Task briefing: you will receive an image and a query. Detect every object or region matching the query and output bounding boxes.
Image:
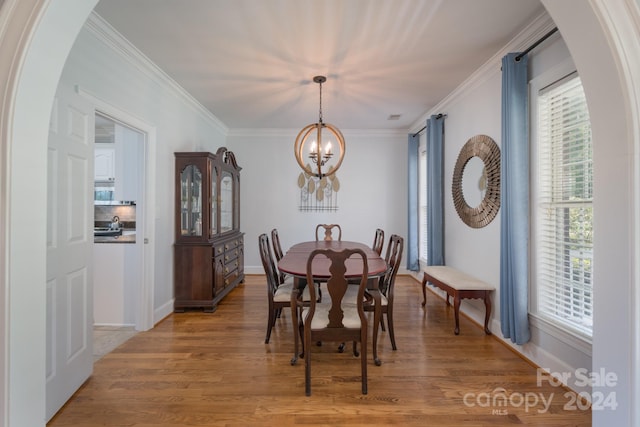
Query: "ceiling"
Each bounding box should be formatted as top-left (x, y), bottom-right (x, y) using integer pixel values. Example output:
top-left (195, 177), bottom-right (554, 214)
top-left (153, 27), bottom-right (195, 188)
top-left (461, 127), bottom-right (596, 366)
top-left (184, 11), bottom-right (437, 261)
top-left (95, 113), bottom-right (115, 144)
top-left (93, 0), bottom-right (544, 131)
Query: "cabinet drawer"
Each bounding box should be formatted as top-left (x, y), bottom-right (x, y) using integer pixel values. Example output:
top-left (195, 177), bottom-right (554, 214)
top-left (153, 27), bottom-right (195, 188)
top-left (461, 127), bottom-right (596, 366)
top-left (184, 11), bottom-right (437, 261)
top-left (214, 244), bottom-right (225, 256)
top-left (224, 248), bottom-right (239, 262)
top-left (224, 270), bottom-right (240, 287)
top-left (224, 238), bottom-right (241, 251)
top-left (223, 259), bottom-right (239, 275)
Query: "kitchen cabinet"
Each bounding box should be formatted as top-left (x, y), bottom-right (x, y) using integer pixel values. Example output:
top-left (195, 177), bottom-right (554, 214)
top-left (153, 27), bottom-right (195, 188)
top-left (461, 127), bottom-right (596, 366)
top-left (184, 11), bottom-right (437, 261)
top-left (95, 145), bottom-right (115, 182)
top-left (173, 148), bottom-right (244, 312)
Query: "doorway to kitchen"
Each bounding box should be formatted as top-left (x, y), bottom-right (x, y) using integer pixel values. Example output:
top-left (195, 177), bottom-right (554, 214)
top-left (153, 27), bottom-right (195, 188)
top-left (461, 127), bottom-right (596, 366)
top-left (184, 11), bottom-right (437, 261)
top-left (93, 113), bottom-right (144, 335)
top-left (84, 91), bottom-right (156, 335)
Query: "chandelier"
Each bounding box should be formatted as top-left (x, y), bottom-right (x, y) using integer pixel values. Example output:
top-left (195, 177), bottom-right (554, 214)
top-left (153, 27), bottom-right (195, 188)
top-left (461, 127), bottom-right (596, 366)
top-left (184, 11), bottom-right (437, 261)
top-left (294, 75), bottom-right (345, 179)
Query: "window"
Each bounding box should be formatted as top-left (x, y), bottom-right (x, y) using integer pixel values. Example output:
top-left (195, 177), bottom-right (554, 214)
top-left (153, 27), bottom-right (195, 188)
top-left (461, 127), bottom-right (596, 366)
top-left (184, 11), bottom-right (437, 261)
top-left (534, 73), bottom-right (593, 337)
top-left (418, 133), bottom-right (428, 262)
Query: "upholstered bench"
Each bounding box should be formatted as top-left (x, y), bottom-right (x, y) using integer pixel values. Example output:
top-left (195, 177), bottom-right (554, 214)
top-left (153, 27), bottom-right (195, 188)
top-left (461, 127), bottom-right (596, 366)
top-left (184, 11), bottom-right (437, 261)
top-left (421, 266), bottom-right (494, 335)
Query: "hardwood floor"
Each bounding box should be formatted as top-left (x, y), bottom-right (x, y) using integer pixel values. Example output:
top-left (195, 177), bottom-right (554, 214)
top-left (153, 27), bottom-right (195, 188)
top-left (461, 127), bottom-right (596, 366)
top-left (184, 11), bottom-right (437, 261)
top-left (48, 275), bottom-right (591, 426)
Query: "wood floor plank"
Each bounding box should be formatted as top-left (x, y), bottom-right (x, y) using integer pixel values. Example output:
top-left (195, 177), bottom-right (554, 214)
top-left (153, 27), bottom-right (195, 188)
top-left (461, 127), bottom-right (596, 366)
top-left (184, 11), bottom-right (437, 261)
top-left (47, 275), bottom-right (591, 426)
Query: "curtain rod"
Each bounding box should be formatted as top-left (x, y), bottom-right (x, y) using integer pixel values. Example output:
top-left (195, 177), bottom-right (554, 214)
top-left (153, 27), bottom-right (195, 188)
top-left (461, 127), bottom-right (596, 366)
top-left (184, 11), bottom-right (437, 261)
top-left (515, 27), bottom-right (558, 61)
top-left (412, 125), bottom-right (426, 137)
top-left (411, 113), bottom-right (445, 137)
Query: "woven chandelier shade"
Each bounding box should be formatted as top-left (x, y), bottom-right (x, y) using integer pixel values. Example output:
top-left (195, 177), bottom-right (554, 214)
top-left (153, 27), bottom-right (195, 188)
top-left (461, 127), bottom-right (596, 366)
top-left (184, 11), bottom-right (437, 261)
top-left (293, 76), bottom-right (345, 179)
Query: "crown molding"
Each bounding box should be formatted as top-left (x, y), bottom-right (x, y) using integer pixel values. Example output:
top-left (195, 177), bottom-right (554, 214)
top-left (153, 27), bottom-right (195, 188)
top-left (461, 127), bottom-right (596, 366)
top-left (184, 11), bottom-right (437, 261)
top-left (227, 127), bottom-right (407, 139)
top-left (84, 12), bottom-right (228, 136)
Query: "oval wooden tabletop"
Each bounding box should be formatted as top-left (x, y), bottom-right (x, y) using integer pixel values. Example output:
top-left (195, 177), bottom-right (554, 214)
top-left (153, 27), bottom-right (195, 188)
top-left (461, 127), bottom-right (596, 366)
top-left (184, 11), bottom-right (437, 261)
top-left (277, 240), bottom-right (388, 279)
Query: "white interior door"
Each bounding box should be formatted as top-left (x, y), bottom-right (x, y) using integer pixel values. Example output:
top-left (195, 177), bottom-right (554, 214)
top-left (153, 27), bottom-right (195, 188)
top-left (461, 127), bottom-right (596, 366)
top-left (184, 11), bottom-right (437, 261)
top-left (46, 84), bottom-right (95, 420)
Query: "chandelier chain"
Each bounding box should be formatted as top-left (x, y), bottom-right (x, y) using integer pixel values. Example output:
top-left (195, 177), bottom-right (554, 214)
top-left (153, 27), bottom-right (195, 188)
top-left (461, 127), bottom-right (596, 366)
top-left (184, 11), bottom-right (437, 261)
top-left (318, 80), bottom-right (323, 124)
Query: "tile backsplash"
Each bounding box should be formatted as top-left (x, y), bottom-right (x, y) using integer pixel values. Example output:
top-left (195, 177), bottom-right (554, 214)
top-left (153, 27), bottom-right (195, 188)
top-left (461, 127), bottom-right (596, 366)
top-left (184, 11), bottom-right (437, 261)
top-left (94, 205), bottom-right (136, 228)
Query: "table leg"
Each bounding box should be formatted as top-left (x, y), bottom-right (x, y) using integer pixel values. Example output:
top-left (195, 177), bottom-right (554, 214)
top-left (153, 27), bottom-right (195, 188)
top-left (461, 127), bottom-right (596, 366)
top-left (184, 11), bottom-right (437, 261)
top-left (373, 295), bottom-right (382, 366)
top-left (290, 278), bottom-right (300, 366)
top-left (369, 287), bottom-right (382, 366)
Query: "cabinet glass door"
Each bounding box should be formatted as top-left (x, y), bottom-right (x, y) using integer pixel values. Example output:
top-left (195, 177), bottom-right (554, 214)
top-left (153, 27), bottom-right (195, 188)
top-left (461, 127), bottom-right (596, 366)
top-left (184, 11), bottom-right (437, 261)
top-left (234, 174), bottom-right (240, 229)
top-left (220, 171), bottom-right (233, 233)
top-left (210, 166), bottom-right (218, 236)
top-left (180, 164), bottom-right (203, 236)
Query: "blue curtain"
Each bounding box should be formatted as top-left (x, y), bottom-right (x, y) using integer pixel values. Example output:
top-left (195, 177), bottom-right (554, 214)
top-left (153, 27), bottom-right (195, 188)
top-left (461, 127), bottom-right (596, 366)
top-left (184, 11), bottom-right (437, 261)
top-left (407, 133), bottom-right (420, 271)
top-left (427, 115), bottom-right (445, 266)
top-left (500, 52), bottom-right (531, 345)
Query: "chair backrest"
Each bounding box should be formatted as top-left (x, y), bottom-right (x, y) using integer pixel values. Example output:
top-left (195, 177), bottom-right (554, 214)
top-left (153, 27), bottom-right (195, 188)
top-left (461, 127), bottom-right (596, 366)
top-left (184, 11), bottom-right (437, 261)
top-left (372, 228), bottom-right (384, 255)
top-left (270, 228), bottom-right (287, 283)
top-left (305, 248), bottom-right (368, 328)
top-left (258, 233), bottom-right (280, 297)
top-left (315, 224), bottom-right (342, 241)
top-left (271, 228), bottom-right (284, 262)
top-left (380, 234), bottom-right (404, 296)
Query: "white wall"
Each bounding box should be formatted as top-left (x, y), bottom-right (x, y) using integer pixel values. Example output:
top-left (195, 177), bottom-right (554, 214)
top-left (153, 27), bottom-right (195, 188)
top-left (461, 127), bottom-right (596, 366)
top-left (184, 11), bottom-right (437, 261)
top-left (228, 129), bottom-right (407, 271)
top-left (440, 64), bottom-right (502, 293)
top-left (58, 14), bottom-right (229, 321)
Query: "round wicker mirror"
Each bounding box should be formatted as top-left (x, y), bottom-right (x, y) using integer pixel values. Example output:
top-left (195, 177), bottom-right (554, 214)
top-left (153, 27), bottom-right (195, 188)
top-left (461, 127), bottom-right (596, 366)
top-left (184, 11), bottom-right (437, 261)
top-left (451, 134), bottom-right (501, 228)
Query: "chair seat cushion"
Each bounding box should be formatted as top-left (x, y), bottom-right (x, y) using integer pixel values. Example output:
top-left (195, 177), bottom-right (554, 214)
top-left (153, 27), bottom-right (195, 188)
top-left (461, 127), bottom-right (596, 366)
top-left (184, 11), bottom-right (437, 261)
top-left (379, 293), bottom-right (388, 306)
top-left (302, 303), bottom-right (361, 329)
top-left (344, 285), bottom-right (360, 304)
top-left (345, 285), bottom-right (388, 307)
top-left (273, 283), bottom-right (293, 302)
top-left (273, 279), bottom-right (312, 302)
top-left (424, 266), bottom-right (495, 290)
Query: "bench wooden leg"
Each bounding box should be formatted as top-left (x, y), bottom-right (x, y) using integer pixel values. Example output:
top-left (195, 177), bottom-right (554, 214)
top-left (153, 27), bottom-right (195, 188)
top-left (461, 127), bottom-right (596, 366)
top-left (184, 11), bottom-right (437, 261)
top-left (483, 291), bottom-right (492, 335)
top-left (453, 293), bottom-right (461, 335)
top-left (422, 273), bottom-right (452, 306)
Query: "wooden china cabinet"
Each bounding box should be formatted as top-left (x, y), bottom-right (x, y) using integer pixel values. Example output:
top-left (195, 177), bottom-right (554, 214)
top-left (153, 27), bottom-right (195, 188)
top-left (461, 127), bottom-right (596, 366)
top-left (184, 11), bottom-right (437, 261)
top-left (173, 148), bottom-right (244, 312)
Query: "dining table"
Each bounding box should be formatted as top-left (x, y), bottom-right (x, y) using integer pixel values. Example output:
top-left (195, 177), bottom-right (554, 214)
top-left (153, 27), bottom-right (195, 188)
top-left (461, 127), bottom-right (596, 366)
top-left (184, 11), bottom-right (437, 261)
top-left (277, 240), bottom-right (389, 366)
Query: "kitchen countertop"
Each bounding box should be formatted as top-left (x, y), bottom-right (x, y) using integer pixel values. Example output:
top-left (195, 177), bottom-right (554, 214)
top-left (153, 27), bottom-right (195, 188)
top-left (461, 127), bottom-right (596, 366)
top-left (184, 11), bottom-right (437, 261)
top-left (94, 229), bottom-right (136, 244)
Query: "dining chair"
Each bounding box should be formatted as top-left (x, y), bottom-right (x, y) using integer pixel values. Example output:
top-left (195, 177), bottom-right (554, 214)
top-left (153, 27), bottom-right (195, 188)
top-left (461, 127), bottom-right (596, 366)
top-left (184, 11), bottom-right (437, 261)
top-left (296, 247), bottom-right (369, 396)
top-left (270, 228), bottom-right (287, 284)
top-left (366, 234), bottom-right (404, 351)
top-left (315, 223), bottom-right (342, 241)
top-left (258, 233), bottom-right (311, 344)
top-left (273, 228), bottom-right (322, 304)
top-left (372, 228), bottom-right (384, 255)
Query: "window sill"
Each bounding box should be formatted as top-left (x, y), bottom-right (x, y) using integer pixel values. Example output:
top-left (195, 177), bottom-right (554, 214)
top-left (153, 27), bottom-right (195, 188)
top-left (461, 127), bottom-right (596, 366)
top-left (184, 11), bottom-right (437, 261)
top-left (529, 314), bottom-right (592, 356)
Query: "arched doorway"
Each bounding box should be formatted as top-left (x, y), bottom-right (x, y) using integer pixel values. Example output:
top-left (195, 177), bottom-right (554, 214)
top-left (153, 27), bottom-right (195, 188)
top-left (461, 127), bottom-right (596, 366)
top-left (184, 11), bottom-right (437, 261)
top-left (0, 1), bottom-right (637, 426)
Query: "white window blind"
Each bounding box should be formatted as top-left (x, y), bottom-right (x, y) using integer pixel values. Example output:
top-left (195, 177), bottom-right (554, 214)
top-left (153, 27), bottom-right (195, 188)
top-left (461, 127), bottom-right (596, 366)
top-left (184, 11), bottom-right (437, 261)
top-left (418, 135), bottom-right (428, 262)
top-left (536, 73), bottom-right (593, 337)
